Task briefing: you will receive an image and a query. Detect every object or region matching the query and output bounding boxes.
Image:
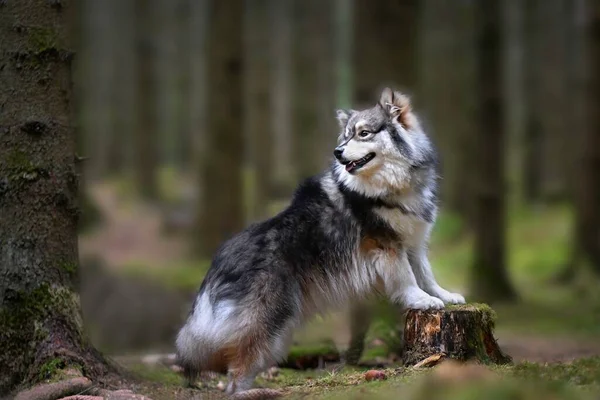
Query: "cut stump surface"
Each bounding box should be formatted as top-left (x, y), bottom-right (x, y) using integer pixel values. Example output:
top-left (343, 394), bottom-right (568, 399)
top-left (403, 304), bottom-right (511, 366)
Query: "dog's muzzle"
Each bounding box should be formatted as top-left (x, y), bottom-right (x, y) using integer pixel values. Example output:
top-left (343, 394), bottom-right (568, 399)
top-left (333, 146), bottom-right (345, 161)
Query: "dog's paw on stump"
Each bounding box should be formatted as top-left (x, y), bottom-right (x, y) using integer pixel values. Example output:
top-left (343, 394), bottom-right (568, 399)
top-left (402, 303), bottom-right (511, 366)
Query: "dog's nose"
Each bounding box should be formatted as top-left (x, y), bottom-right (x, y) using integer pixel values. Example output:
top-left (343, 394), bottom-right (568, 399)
top-left (333, 147), bottom-right (344, 160)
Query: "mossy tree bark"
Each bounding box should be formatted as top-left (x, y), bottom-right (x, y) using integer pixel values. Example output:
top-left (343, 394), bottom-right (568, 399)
top-left (0, 0), bottom-right (113, 395)
top-left (403, 305), bottom-right (511, 366)
top-left (469, 2), bottom-right (516, 303)
top-left (195, 0), bottom-right (244, 257)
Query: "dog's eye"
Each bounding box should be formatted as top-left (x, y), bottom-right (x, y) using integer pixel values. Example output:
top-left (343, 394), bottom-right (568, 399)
top-left (358, 131), bottom-right (372, 138)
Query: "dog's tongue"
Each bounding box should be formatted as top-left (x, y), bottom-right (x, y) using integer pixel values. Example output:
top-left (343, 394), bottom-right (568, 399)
top-left (345, 162), bottom-right (354, 172)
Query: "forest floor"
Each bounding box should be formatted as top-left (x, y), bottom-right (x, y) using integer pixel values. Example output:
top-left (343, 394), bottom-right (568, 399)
top-left (78, 181), bottom-right (600, 399)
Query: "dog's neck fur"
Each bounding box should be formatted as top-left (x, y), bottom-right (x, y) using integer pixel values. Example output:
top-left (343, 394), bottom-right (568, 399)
top-left (330, 160), bottom-right (438, 223)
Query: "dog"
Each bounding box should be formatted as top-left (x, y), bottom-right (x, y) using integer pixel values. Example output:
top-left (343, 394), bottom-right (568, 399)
top-left (176, 88), bottom-right (465, 397)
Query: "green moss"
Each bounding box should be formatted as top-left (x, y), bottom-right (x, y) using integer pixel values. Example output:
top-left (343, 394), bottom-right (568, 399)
top-left (445, 303), bottom-right (496, 328)
top-left (6, 150), bottom-right (45, 182)
top-left (0, 283), bottom-right (85, 391)
top-left (38, 358), bottom-right (64, 380)
top-left (60, 261), bottom-right (78, 275)
top-left (27, 27), bottom-right (58, 53)
top-left (0, 283), bottom-right (83, 345)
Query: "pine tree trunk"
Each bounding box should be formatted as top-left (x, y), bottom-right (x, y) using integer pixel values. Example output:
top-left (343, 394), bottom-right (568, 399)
top-left (291, 0), bottom-right (335, 181)
top-left (573, 0), bottom-right (600, 274)
top-left (470, 1), bottom-right (516, 303)
top-left (418, 0), bottom-right (477, 218)
top-left (0, 0), bottom-right (112, 394)
top-left (188, 0), bottom-right (209, 180)
top-left (176, 0), bottom-right (192, 172)
top-left (270, 0), bottom-right (294, 199)
top-left (196, 0), bottom-right (244, 257)
top-left (245, 0), bottom-right (273, 221)
top-left (523, 0), bottom-right (570, 203)
top-left (134, 0), bottom-right (159, 200)
top-left (108, 0), bottom-right (135, 175)
top-left (353, 0), bottom-right (418, 104)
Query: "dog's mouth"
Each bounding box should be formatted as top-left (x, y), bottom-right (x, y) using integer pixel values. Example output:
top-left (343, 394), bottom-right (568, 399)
top-left (342, 153), bottom-right (376, 173)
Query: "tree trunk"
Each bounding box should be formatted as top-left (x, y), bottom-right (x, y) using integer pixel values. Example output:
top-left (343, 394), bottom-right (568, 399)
top-left (196, 0), bottom-right (244, 257)
top-left (0, 0), bottom-right (112, 394)
top-left (108, 0), bottom-right (135, 175)
top-left (291, 0), bottom-right (335, 181)
top-left (403, 305), bottom-right (511, 366)
top-left (469, 1), bottom-right (516, 303)
top-left (176, 0), bottom-right (192, 172)
top-left (573, 0), bottom-right (600, 275)
top-left (270, 0), bottom-right (294, 199)
top-left (523, 0), bottom-right (570, 203)
top-left (353, 0), bottom-right (418, 104)
top-left (245, 0), bottom-right (273, 221)
top-left (188, 0), bottom-right (209, 180)
top-left (418, 0), bottom-right (477, 218)
top-left (134, 0), bottom-right (159, 200)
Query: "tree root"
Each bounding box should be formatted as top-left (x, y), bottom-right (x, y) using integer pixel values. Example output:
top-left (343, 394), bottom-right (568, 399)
top-left (14, 377), bottom-right (92, 400)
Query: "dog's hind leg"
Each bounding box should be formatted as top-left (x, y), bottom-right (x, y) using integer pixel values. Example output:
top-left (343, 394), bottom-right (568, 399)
top-left (346, 300), bottom-right (372, 365)
top-left (226, 326), bottom-right (291, 398)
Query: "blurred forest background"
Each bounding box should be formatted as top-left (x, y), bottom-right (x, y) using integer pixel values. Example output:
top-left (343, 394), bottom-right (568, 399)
top-left (2, 0), bottom-right (600, 398)
top-left (73, 0), bottom-right (600, 360)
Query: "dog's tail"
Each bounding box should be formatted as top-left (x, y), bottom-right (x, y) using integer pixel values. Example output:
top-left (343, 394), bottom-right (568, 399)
top-left (175, 292), bottom-right (240, 384)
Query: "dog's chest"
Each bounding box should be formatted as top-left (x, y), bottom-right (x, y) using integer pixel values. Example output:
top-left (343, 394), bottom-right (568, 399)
top-left (373, 207), bottom-right (426, 248)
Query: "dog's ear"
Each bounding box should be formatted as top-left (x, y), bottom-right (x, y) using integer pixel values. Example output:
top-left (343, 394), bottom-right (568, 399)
top-left (336, 109), bottom-right (354, 129)
top-left (379, 88), bottom-right (415, 129)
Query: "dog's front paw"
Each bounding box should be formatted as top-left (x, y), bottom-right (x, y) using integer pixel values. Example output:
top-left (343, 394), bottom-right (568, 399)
top-left (401, 287), bottom-right (444, 310)
top-left (428, 286), bottom-right (466, 305)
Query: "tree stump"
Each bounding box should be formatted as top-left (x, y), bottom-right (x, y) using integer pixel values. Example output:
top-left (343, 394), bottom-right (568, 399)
top-left (402, 304), bottom-right (511, 366)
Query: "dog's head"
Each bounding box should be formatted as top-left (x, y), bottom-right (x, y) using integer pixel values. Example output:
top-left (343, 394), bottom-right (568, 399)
top-left (333, 88), bottom-right (435, 196)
